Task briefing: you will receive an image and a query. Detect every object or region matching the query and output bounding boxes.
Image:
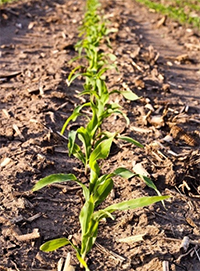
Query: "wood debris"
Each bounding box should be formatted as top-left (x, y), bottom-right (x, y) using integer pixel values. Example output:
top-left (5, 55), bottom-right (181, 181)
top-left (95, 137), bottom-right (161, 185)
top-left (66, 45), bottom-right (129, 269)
top-left (58, 253), bottom-right (75, 271)
top-left (0, 157), bottom-right (11, 168)
top-left (162, 260), bottom-right (169, 271)
top-left (116, 234), bottom-right (145, 243)
top-left (133, 162), bottom-right (150, 177)
top-left (156, 15), bottom-right (167, 28)
top-left (0, 71), bottom-right (21, 82)
top-left (170, 125), bottom-right (197, 146)
top-left (95, 242), bottom-right (126, 262)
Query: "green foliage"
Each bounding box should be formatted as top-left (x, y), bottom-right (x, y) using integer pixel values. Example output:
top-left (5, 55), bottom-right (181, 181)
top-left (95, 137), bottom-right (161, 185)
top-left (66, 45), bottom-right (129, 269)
top-left (40, 238), bottom-right (73, 252)
top-left (32, 0), bottom-right (170, 269)
top-left (33, 173), bottom-right (90, 200)
top-left (0, 0), bottom-right (15, 4)
top-left (93, 195), bottom-right (169, 220)
top-left (33, 173), bottom-right (78, 191)
top-left (135, 0), bottom-right (200, 30)
top-left (37, 171), bottom-right (169, 269)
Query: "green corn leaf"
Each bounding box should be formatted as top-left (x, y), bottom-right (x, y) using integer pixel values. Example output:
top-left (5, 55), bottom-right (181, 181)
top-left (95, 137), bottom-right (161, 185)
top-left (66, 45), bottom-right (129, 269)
top-left (67, 72), bottom-right (83, 86)
top-left (70, 142), bottom-right (86, 165)
top-left (89, 136), bottom-right (114, 163)
top-left (89, 160), bottom-right (100, 192)
top-left (98, 67), bottom-right (110, 78)
top-left (40, 238), bottom-right (71, 252)
top-left (96, 100), bottom-right (106, 122)
top-left (68, 129), bottom-right (86, 164)
top-left (76, 253), bottom-right (90, 271)
top-left (93, 132), bottom-right (117, 152)
top-left (33, 173), bottom-right (89, 200)
top-left (81, 85), bottom-right (99, 98)
top-left (68, 130), bottom-right (77, 156)
top-left (93, 177), bottom-right (113, 208)
top-left (93, 135), bottom-right (108, 150)
top-left (105, 107), bottom-right (130, 126)
top-left (109, 89), bottom-right (120, 95)
top-left (89, 136), bottom-right (115, 190)
top-left (96, 79), bottom-right (109, 103)
top-left (81, 218), bottom-right (99, 257)
top-left (102, 131), bottom-right (117, 139)
top-left (61, 102), bottom-right (90, 134)
top-left (82, 71), bottom-right (97, 78)
top-left (117, 136), bottom-right (144, 148)
top-left (121, 91), bottom-right (140, 101)
top-left (93, 195), bottom-right (170, 221)
top-left (68, 54), bottom-right (82, 64)
top-left (139, 175), bottom-right (161, 196)
top-left (86, 104), bottom-right (98, 137)
top-left (94, 173), bottom-right (113, 187)
top-left (104, 195), bottom-right (169, 212)
top-left (77, 127), bottom-right (92, 161)
top-left (114, 167), bottom-right (136, 179)
top-left (105, 27), bottom-right (118, 35)
top-left (99, 103), bottom-right (120, 121)
top-left (117, 109), bottom-right (130, 126)
top-left (102, 103), bottom-right (129, 126)
top-left (33, 173), bottom-right (77, 191)
top-left (106, 103), bottom-right (121, 111)
top-left (67, 65), bottom-right (83, 85)
top-left (114, 167), bottom-right (161, 196)
top-left (79, 197), bottom-right (95, 237)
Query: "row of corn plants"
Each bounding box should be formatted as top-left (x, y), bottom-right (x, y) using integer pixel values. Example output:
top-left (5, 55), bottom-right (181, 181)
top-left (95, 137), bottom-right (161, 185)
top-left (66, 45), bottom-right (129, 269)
top-left (33, 0), bottom-right (169, 270)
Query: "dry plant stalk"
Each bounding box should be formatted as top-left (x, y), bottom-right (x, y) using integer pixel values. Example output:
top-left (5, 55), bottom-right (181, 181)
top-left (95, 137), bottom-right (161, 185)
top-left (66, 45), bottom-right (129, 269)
top-left (170, 125), bottom-right (197, 146)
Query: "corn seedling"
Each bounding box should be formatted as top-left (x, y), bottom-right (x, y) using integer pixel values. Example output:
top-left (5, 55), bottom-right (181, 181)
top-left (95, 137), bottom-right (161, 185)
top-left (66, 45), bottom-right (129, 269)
top-left (61, 89), bottom-right (140, 175)
top-left (32, 0), bottom-right (169, 270)
top-left (33, 151), bottom-right (169, 270)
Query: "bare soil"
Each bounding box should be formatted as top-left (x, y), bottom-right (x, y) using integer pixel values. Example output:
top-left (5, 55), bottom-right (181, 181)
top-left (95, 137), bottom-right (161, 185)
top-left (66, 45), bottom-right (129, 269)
top-left (0, 0), bottom-right (200, 270)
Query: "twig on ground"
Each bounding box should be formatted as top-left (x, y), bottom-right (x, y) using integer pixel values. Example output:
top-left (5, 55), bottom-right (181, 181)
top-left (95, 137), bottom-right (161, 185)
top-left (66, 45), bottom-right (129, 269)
top-left (162, 260), bottom-right (169, 271)
top-left (95, 242), bottom-right (126, 262)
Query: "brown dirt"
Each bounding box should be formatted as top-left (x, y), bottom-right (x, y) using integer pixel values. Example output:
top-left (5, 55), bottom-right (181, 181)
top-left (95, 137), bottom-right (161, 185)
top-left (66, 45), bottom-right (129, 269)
top-left (0, 0), bottom-right (200, 270)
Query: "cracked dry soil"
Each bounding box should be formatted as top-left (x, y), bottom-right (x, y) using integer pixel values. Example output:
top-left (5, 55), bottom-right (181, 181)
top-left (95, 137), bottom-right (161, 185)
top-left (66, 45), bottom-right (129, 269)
top-left (0, 0), bottom-right (200, 270)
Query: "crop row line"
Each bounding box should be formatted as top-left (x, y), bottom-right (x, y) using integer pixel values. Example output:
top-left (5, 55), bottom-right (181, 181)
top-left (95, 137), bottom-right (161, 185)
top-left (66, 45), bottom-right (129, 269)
top-left (33, 1), bottom-right (169, 270)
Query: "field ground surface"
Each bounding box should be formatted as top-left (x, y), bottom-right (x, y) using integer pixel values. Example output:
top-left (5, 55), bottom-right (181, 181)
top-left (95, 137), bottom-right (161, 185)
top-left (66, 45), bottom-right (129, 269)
top-left (134, 0), bottom-right (200, 30)
top-left (0, 0), bottom-right (200, 270)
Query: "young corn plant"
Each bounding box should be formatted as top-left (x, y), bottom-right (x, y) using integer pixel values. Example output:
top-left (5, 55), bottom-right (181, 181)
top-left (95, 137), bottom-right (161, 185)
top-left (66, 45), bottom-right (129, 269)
top-left (61, 77), bottom-right (140, 176)
top-left (33, 140), bottom-right (169, 270)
